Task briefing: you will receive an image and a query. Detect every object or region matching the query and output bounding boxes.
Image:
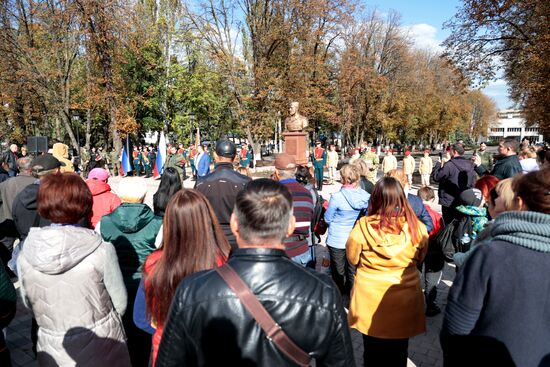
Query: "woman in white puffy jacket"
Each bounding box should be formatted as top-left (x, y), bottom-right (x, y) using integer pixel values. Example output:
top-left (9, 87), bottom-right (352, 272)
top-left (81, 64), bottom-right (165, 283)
top-left (18, 172), bottom-right (130, 366)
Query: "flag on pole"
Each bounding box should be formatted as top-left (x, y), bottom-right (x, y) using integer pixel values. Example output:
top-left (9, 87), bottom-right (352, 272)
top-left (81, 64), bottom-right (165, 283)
top-left (154, 131), bottom-right (167, 178)
top-left (121, 136), bottom-right (133, 175)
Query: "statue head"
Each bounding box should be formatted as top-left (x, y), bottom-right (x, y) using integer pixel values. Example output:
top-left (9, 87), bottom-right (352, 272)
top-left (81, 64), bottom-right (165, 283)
top-left (289, 102), bottom-right (299, 116)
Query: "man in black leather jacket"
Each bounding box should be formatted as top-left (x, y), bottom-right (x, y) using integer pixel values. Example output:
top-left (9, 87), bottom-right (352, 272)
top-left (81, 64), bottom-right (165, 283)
top-left (156, 179), bottom-right (355, 367)
top-left (195, 139), bottom-right (251, 249)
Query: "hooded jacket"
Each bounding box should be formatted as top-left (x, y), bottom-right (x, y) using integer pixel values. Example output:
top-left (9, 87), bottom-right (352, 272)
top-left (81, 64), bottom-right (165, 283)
top-left (52, 143), bottom-right (74, 173)
top-left (86, 179), bottom-right (121, 229)
top-left (346, 215), bottom-right (428, 338)
top-left (100, 203), bottom-right (162, 296)
top-left (442, 211), bottom-right (550, 367)
top-left (432, 156), bottom-right (476, 207)
top-left (455, 205), bottom-right (489, 239)
top-left (325, 186), bottom-right (370, 249)
top-left (17, 226), bottom-right (130, 366)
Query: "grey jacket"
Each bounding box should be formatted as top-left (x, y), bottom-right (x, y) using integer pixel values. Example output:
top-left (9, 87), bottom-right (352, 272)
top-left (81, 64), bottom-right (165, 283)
top-left (0, 174), bottom-right (35, 222)
top-left (18, 226), bottom-right (131, 367)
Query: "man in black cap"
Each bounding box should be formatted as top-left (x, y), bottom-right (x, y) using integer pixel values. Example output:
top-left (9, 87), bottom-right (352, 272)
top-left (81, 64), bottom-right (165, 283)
top-left (12, 154), bottom-right (65, 241)
top-left (195, 139), bottom-right (251, 249)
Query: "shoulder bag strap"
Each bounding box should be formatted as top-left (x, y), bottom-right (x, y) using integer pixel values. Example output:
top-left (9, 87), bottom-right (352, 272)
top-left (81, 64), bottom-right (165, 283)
top-left (215, 264), bottom-right (313, 367)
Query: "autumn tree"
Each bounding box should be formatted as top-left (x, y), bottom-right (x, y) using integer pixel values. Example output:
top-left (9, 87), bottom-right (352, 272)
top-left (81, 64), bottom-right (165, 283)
top-left (443, 0), bottom-right (550, 138)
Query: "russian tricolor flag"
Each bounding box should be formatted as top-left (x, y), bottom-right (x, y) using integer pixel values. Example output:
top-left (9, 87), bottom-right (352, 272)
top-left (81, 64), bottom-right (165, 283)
top-left (153, 131), bottom-right (167, 179)
top-left (121, 136), bottom-right (132, 175)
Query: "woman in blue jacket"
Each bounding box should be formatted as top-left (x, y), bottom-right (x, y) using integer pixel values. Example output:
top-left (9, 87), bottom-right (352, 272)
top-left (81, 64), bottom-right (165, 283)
top-left (325, 164), bottom-right (370, 298)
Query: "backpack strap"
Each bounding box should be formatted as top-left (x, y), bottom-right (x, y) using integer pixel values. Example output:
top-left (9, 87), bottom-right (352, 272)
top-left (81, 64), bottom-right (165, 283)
top-left (215, 264), bottom-right (313, 367)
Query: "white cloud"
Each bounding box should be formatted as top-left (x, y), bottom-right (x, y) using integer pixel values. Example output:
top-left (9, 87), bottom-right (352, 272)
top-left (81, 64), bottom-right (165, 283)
top-left (401, 23), bottom-right (443, 53)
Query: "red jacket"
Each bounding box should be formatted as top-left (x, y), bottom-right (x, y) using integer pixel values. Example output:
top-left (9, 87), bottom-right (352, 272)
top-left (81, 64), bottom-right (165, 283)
top-left (424, 204), bottom-right (443, 237)
top-left (86, 180), bottom-right (122, 228)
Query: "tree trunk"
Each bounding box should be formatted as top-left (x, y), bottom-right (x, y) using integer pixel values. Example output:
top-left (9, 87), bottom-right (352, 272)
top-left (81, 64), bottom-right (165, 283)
top-left (59, 109), bottom-right (78, 151)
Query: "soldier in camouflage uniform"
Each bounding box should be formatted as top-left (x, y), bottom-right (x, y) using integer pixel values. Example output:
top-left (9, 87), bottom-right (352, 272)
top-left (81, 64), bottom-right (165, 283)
top-left (361, 146), bottom-right (379, 184)
top-left (109, 148), bottom-right (119, 176)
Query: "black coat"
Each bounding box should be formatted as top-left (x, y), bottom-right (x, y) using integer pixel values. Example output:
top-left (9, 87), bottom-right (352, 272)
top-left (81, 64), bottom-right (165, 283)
top-left (475, 154), bottom-right (522, 180)
top-left (2, 151), bottom-right (18, 172)
top-left (0, 167), bottom-right (8, 183)
top-left (195, 163), bottom-right (251, 249)
top-left (156, 248), bottom-right (355, 367)
top-left (431, 157), bottom-right (476, 207)
top-left (11, 183), bottom-right (51, 240)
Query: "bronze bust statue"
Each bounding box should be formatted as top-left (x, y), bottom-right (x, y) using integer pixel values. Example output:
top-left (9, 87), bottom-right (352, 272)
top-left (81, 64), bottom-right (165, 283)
top-left (284, 102), bottom-right (308, 132)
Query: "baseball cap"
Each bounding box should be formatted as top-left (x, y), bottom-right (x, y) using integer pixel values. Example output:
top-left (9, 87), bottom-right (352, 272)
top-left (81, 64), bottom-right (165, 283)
top-left (459, 188), bottom-right (483, 207)
top-left (31, 154), bottom-right (64, 171)
top-left (88, 168), bottom-right (110, 181)
top-left (274, 153), bottom-right (296, 170)
top-left (215, 139), bottom-right (237, 158)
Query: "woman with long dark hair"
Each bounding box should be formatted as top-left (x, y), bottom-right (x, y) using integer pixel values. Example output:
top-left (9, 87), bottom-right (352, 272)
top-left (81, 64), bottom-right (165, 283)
top-left (133, 189), bottom-right (230, 366)
top-left (347, 176), bottom-right (428, 367)
top-left (152, 167), bottom-right (182, 217)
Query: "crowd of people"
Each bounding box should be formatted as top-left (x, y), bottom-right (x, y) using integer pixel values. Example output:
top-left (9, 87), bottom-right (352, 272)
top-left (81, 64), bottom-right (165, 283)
top-left (0, 136), bottom-right (549, 367)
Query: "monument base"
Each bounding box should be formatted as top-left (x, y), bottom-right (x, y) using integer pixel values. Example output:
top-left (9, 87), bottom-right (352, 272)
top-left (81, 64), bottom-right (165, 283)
top-left (283, 132), bottom-right (308, 165)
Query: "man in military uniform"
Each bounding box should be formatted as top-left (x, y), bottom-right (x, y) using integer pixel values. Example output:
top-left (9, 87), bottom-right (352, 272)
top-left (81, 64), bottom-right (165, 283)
top-left (189, 143), bottom-right (197, 180)
top-left (179, 147), bottom-right (188, 180)
top-left (165, 146), bottom-right (185, 181)
top-left (312, 140), bottom-right (326, 191)
top-left (108, 148), bottom-right (119, 177)
top-left (476, 142), bottom-right (493, 172)
top-left (132, 146), bottom-right (141, 176)
top-left (80, 147), bottom-right (90, 175)
top-left (141, 147), bottom-right (151, 177)
top-left (147, 146), bottom-right (156, 178)
top-left (361, 146), bottom-right (379, 184)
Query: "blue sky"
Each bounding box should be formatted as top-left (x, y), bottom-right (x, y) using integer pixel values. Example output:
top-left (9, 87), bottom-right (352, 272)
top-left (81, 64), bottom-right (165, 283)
top-left (365, 0), bottom-right (512, 110)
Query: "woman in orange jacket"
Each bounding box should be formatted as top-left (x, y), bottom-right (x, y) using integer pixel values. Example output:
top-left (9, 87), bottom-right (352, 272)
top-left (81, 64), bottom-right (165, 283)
top-left (347, 176), bottom-right (429, 367)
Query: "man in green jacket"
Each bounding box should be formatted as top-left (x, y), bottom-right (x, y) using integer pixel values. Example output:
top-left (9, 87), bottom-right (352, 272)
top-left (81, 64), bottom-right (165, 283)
top-left (164, 146), bottom-right (185, 181)
top-left (361, 146), bottom-right (380, 184)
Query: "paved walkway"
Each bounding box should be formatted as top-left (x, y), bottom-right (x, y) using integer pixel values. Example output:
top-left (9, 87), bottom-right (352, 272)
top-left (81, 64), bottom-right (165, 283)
top-left (7, 159), bottom-right (452, 366)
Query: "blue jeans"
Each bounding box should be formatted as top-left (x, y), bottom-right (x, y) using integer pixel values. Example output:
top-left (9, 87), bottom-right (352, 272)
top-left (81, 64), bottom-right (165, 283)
top-left (291, 246), bottom-right (315, 268)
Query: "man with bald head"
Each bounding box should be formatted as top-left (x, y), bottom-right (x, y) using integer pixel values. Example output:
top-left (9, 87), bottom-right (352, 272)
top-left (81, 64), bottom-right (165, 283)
top-left (2, 144), bottom-right (19, 177)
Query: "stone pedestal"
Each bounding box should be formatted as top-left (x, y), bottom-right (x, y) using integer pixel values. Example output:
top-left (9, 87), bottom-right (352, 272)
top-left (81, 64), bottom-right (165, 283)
top-left (283, 132), bottom-right (308, 165)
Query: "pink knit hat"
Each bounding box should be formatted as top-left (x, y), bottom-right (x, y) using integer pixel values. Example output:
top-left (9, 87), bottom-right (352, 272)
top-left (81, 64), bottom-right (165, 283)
top-left (88, 168), bottom-right (109, 181)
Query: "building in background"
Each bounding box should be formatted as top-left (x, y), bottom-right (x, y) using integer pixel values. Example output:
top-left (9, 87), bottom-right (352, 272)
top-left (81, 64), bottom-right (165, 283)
top-left (486, 110), bottom-right (543, 143)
